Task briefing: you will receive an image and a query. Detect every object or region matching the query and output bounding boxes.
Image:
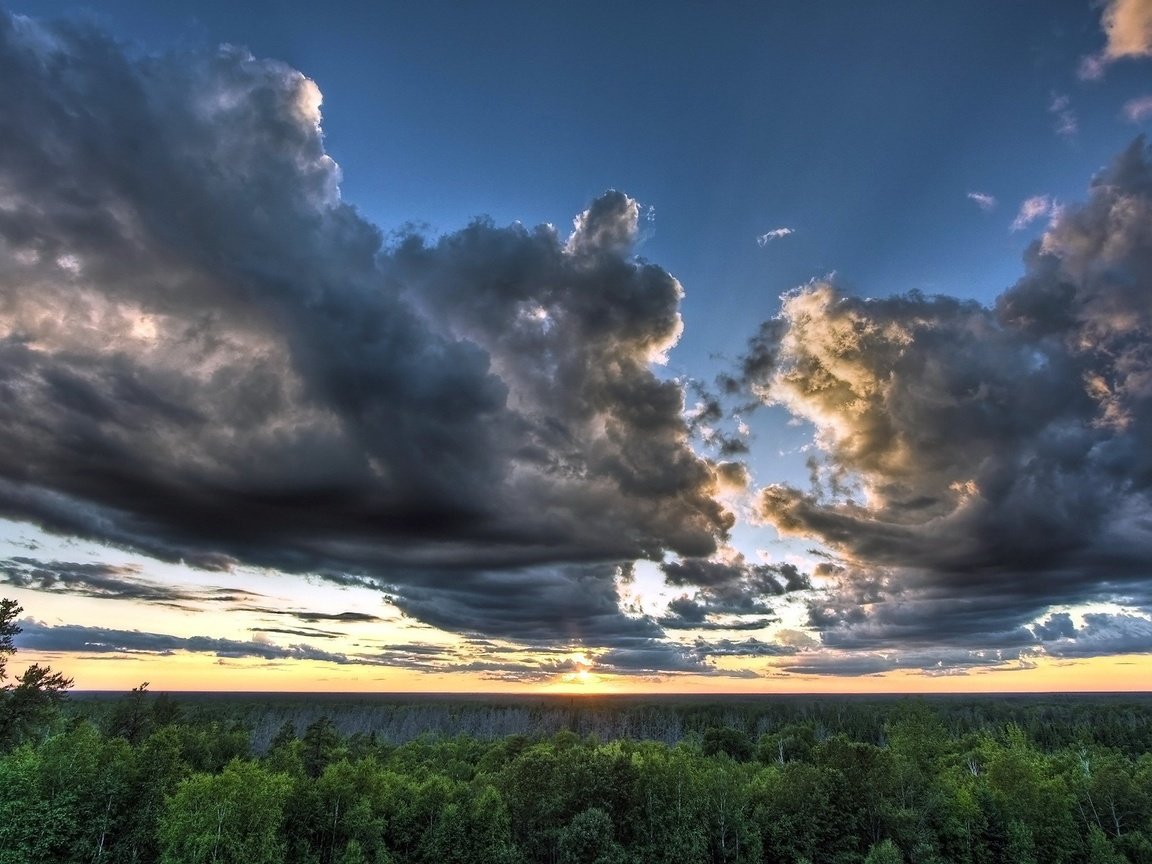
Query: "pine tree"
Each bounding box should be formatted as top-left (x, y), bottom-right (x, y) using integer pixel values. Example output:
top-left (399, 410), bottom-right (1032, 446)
top-left (0, 598), bottom-right (73, 750)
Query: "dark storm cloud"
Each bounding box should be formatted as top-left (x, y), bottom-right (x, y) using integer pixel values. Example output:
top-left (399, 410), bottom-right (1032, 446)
top-left (16, 619), bottom-right (362, 665)
top-left (594, 642), bottom-right (760, 678)
top-left (377, 642), bottom-right (455, 656)
top-left (16, 615), bottom-right (764, 682)
top-left (387, 194), bottom-right (732, 562)
top-left (659, 600), bottom-right (775, 631)
top-left (657, 556), bottom-right (807, 629)
top-left (693, 637), bottom-right (799, 658)
top-left (812, 592), bottom-right (1042, 652)
top-left (373, 638), bottom-right (764, 682)
top-left (658, 596), bottom-right (776, 631)
top-left (663, 558), bottom-right (775, 589)
top-left (360, 639), bottom-right (741, 683)
top-left (384, 563), bottom-right (665, 645)
top-left (776, 654), bottom-right (915, 677)
top-left (0, 11), bottom-right (735, 664)
top-left (735, 137), bottom-right (1152, 653)
top-left (1034, 612), bottom-right (1152, 658)
top-left (1033, 612), bottom-right (1077, 641)
top-left (238, 607), bottom-right (384, 625)
top-left (18, 619), bottom-right (480, 671)
top-left (0, 556), bottom-right (261, 606)
top-left (775, 653), bottom-right (955, 678)
top-left (684, 386), bottom-right (750, 456)
top-left (776, 645), bottom-right (1044, 678)
top-left (251, 627), bottom-right (342, 640)
top-left (805, 561), bottom-right (1042, 652)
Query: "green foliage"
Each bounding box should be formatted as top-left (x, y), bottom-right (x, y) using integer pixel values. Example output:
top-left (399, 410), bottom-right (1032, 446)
top-left (1005, 819), bottom-right (1039, 864)
top-left (339, 838), bottom-right (370, 864)
top-left (302, 715), bottom-right (343, 778)
top-left (702, 725), bottom-right (754, 761)
top-left (1, 676), bottom-right (1151, 864)
top-left (864, 838), bottom-right (904, 864)
top-left (557, 807), bottom-right (626, 864)
top-left (157, 759), bottom-right (291, 864)
top-left (753, 761), bottom-right (861, 864)
top-left (757, 722), bottom-right (818, 764)
top-left (0, 721), bottom-right (135, 862)
top-left (106, 682), bottom-right (154, 745)
top-left (1118, 829), bottom-right (1152, 864)
top-left (0, 663), bottom-right (73, 748)
top-left (0, 598), bottom-right (18, 683)
top-left (1086, 825), bottom-right (1130, 864)
top-left (270, 718), bottom-right (297, 750)
top-left (0, 599), bottom-right (72, 751)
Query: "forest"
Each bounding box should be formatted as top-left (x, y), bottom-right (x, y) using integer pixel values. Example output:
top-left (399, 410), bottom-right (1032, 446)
top-left (2, 601), bottom-right (1152, 864)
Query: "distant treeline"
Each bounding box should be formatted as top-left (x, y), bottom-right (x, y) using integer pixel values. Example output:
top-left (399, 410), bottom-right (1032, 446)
top-left (0, 688), bottom-right (1150, 864)
top-left (70, 689), bottom-right (1152, 755)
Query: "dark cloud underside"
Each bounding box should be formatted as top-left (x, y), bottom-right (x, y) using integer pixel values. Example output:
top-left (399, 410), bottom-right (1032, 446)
top-left (4, 8), bottom-right (1152, 678)
top-left (15, 618), bottom-right (759, 682)
top-left (0, 556), bottom-right (261, 606)
top-left (0, 11), bottom-right (733, 652)
top-left (736, 138), bottom-right (1152, 653)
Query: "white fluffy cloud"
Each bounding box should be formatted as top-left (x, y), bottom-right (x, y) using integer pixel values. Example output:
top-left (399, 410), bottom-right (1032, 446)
top-left (1080, 0), bottom-right (1152, 78)
top-left (1125, 95), bottom-right (1152, 122)
top-left (1049, 93), bottom-right (1078, 138)
top-left (1011, 195), bottom-right (1057, 231)
top-left (967, 192), bottom-right (997, 212)
top-left (757, 227), bottom-right (794, 246)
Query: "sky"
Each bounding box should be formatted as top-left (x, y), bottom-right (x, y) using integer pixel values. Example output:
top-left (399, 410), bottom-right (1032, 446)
top-left (2, 0), bottom-right (1152, 693)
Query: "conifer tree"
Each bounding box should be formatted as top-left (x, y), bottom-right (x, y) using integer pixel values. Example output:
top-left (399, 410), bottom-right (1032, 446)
top-left (0, 598), bottom-right (72, 750)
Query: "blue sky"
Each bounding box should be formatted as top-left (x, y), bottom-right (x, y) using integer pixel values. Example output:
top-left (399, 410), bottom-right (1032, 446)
top-left (31, 0), bottom-right (1150, 430)
top-left (28, 2), bottom-right (1145, 294)
top-left (2, 0), bottom-right (1152, 690)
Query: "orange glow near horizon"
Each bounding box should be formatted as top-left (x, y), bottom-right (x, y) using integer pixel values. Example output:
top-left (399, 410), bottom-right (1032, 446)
top-left (16, 649), bottom-right (1150, 696)
top-left (6, 569), bottom-right (1150, 698)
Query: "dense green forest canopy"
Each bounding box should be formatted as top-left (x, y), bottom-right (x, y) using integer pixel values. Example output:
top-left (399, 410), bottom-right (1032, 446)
top-left (3, 601), bottom-right (1152, 864)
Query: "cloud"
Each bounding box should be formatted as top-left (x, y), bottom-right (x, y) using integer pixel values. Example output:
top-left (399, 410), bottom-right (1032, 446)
top-left (757, 228), bottom-right (794, 246)
top-left (15, 618), bottom-right (364, 665)
top-left (967, 192), bottom-right (997, 212)
top-left (1099, 0), bottom-right (1152, 60)
top-left (13, 616), bottom-right (532, 675)
top-left (594, 641), bottom-right (760, 678)
top-left (1079, 55), bottom-right (1107, 80)
top-left (1080, 0), bottom-right (1152, 78)
top-left (1032, 611), bottom-right (1152, 657)
top-left (693, 636), bottom-right (799, 657)
top-left (1032, 612), bottom-right (1077, 641)
top-left (1125, 95), bottom-right (1152, 122)
top-left (662, 556), bottom-right (810, 593)
top-left (656, 555), bottom-right (809, 630)
top-left (0, 556), bottom-right (260, 607)
top-left (250, 627), bottom-right (342, 640)
top-left (1049, 93), bottom-right (1078, 138)
top-left (713, 461), bottom-right (750, 492)
top-left (238, 607), bottom-right (384, 625)
top-left (685, 389), bottom-right (750, 457)
top-left (382, 562), bottom-right (664, 645)
top-left (776, 646), bottom-right (1032, 677)
top-left (0, 11), bottom-right (736, 656)
top-left (732, 138), bottom-right (1152, 653)
top-left (1010, 195), bottom-right (1057, 231)
top-left (14, 616), bottom-right (762, 683)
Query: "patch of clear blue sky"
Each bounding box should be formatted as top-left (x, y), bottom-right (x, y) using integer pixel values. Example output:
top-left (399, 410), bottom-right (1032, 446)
top-left (18, 0), bottom-right (1152, 500)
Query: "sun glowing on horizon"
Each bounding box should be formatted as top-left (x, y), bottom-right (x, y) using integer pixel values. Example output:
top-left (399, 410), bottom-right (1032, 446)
top-left (551, 651), bottom-right (603, 690)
